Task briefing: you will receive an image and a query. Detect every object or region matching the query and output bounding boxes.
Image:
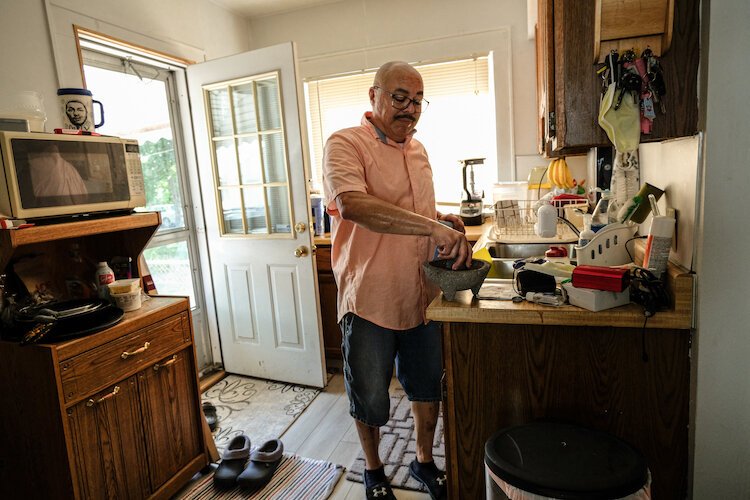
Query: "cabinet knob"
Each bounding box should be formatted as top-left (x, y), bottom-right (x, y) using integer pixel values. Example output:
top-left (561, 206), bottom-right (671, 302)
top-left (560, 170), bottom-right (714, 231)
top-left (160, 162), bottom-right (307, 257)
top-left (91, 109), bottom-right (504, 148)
top-left (294, 246), bottom-right (309, 258)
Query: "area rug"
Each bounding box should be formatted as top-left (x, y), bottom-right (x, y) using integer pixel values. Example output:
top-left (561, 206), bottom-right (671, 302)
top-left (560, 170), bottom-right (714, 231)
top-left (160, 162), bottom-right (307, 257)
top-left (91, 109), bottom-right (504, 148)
top-left (346, 387), bottom-right (445, 492)
top-left (176, 453), bottom-right (344, 499)
top-left (203, 374), bottom-right (324, 455)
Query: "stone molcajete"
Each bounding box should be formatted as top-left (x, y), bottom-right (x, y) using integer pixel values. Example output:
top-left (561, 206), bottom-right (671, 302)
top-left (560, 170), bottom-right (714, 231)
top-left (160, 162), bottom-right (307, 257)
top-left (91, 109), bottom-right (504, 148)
top-left (423, 259), bottom-right (491, 301)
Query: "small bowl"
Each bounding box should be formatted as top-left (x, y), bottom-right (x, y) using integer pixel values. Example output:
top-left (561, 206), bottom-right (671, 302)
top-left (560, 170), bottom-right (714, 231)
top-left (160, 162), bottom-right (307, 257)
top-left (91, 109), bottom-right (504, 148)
top-left (423, 259), bottom-right (491, 301)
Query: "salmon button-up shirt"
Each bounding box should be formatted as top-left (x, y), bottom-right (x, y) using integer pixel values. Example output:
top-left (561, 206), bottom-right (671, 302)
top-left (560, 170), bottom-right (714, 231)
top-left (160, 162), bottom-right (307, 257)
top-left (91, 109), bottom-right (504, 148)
top-left (322, 112), bottom-right (439, 330)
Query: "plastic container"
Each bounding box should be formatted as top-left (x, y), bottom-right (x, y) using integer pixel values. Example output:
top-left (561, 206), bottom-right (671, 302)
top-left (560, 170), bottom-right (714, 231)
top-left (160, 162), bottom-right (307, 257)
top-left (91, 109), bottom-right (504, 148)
top-left (110, 289), bottom-right (143, 312)
top-left (95, 261), bottom-right (115, 299)
top-left (575, 222), bottom-right (638, 266)
top-left (578, 214), bottom-right (595, 247)
top-left (108, 278), bottom-right (141, 295)
top-left (642, 215), bottom-right (675, 277)
top-left (592, 189), bottom-right (613, 231)
top-left (493, 182), bottom-right (528, 205)
top-left (534, 202), bottom-right (557, 238)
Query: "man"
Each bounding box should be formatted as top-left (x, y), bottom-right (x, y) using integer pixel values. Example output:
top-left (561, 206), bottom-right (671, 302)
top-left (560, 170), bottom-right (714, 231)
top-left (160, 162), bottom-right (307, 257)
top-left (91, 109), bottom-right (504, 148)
top-left (65, 100), bottom-right (88, 129)
top-left (323, 61), bottom-right (472, 500)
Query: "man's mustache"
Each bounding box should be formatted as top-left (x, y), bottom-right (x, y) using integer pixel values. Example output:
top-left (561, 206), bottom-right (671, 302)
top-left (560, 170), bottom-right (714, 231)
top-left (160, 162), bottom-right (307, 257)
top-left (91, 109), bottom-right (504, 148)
top-left (394, 114), bottom-right (416, 122)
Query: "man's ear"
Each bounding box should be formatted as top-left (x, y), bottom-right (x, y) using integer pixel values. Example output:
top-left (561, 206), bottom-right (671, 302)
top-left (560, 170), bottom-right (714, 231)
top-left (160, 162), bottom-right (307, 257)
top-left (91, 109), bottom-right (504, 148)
top-left (368, 87), bottom-right (376, 105)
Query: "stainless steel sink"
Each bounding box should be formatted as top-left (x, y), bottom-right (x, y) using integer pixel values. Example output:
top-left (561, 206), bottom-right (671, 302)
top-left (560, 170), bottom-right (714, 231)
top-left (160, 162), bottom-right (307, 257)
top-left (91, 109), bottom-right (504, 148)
top-left (486, 242), bottom-right (574, 259)
top-left (484, 242), bottom-right (575, 281)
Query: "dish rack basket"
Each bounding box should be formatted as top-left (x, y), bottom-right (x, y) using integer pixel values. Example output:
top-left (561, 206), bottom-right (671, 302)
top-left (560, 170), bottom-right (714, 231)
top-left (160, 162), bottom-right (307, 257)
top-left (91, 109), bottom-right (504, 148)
top-left (493, 199), bottom-right (588, 238)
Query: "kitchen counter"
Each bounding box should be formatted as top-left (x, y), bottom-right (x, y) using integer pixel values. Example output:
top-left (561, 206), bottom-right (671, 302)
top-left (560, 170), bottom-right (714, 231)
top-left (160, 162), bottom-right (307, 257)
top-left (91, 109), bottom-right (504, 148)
top-left (432, 236), bottom-right (694, 499)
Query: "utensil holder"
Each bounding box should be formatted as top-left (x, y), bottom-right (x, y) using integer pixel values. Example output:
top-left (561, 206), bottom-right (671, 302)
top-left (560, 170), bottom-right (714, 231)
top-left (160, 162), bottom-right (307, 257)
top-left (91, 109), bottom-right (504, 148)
top-left (575, 223), bottom-right (638, 266)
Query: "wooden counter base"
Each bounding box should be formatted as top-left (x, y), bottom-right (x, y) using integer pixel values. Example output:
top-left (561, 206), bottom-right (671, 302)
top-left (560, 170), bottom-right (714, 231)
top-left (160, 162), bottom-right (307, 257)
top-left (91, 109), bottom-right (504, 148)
top-left (441, 321), bottom-right (689, 500)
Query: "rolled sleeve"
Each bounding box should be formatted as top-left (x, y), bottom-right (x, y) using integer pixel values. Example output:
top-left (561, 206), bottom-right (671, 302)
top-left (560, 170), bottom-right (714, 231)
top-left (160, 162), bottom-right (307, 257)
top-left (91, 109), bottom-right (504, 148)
top-left (323, 133), bottom-right (368, 213)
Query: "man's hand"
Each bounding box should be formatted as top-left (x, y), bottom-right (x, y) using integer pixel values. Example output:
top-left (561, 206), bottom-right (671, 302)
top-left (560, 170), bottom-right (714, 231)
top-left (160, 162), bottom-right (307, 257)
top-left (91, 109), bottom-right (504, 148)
top-left (431, 222), bottom-right (473, 270)
top-left (438, 213), bottom-right (465, 234)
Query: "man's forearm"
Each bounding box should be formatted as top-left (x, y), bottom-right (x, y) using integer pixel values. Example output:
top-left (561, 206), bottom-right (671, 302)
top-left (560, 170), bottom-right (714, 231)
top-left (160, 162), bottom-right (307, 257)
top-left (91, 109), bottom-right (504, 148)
top-left (335, 191), bottom-right (439, 236)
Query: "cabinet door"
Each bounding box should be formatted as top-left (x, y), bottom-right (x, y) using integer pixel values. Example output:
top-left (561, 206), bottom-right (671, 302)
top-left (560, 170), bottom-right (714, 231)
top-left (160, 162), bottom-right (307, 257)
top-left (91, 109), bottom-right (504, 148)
top-left (138, 349), bottom-right (202, 489)
top-left (67, 376), bottom-right (150, 499)
top-left (539, 0), bottom-right (699, 154)
top-left (315, 247), bottom-right (342, 359)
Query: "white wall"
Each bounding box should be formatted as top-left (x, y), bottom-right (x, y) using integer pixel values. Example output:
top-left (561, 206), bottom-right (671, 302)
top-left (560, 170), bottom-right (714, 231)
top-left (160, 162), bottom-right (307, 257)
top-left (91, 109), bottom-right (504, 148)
top-left (0, 0), bottom-right (251, 131)
top-left (247, 0), bottom-right (547, 183)
top-left (692, 0), bottom-right (750, 497)
top-left (639, 135), bottom-right (701, 270)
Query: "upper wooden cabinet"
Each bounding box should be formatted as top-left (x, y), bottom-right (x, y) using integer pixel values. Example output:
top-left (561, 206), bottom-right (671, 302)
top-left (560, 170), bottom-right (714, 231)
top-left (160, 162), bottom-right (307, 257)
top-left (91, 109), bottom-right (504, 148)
top-left (536, 0), bottom-right (700, 156)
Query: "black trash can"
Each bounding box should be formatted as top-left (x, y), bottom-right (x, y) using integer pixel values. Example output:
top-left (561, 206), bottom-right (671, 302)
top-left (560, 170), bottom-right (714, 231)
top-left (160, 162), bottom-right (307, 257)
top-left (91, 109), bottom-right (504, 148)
top-left (484, 422), bottom-right (650, 499)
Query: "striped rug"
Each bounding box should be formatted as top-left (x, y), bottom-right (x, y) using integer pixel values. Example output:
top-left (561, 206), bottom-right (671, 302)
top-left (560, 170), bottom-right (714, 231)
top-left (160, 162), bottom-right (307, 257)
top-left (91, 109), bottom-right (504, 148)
top-left (176, 453), bottom-right (344, 500)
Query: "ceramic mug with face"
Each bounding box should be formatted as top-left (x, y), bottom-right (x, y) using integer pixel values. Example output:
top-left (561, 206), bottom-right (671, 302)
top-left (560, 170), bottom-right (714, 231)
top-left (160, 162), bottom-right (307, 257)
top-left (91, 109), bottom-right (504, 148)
top-left (57, 88), bottom-right (105, 131)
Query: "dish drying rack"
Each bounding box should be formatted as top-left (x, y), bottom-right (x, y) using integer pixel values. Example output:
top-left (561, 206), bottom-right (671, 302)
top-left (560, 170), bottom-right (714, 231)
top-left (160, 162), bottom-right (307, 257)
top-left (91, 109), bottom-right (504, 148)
top-left (491, 199), bottom-right (588, 242)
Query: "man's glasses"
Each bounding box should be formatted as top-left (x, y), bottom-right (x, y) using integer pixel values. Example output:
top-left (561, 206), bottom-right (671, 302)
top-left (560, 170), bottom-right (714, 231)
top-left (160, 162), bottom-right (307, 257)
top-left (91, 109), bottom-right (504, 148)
top-left (373, 86), bottom-right (429, 112)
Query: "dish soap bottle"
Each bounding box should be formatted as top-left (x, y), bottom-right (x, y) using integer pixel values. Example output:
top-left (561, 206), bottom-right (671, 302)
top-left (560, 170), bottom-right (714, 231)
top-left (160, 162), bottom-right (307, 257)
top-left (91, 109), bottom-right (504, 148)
top-left (95, 261), bottom-right (115, 299)
top-left (578, 214), bottom-right (595, 248)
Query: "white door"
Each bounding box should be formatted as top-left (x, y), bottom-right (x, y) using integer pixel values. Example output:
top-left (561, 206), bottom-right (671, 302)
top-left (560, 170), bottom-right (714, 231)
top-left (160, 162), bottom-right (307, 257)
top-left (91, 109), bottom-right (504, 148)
top-left (187, 42), bottom-right (326, 387)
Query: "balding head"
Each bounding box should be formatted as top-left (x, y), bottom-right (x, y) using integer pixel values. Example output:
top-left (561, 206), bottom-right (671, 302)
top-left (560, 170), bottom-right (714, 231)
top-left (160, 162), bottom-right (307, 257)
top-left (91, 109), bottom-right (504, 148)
top-left (373, 61), bottom-right (421, 88)
top-left (369, 61), bottom-right (424, 143)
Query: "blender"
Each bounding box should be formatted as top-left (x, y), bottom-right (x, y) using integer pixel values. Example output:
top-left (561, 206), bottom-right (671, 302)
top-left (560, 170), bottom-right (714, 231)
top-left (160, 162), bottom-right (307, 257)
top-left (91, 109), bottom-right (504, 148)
top-left (459, 158), bottom-right (485, 226)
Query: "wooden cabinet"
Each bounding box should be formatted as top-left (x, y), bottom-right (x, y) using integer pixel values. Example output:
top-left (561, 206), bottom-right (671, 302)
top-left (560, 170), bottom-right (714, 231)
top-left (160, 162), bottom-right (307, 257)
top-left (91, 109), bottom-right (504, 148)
top-left (441, 323), bottom-right (690, 499)
top-left (536, 0), bottom-right (700, 156)
top-left (0, 214), bottom-right (208, 499)
top-left (315, 245), bottom-right (341, 359)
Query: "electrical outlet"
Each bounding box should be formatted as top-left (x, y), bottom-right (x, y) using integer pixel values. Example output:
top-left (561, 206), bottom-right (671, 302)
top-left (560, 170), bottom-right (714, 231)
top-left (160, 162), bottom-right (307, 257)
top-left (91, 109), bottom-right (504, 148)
top-left (667, 208), bottom-right (678, 250)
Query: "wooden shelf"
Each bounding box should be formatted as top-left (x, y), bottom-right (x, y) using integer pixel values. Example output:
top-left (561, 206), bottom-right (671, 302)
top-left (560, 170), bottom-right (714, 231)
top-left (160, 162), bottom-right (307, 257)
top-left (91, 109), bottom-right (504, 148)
top-left (0, 212), bottom-right (160, 277)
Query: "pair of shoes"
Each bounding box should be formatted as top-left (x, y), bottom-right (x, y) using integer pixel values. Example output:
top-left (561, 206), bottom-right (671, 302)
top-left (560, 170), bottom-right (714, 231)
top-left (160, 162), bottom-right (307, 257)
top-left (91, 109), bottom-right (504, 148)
top-left (409, 459), bottom-right (447, 500)
top-left (213, 434), bottom-right (251, 489)
top-left (203, 401), bottom-right (218, 432)
top-left (237, 439), bottom-right (284, 491)
top-left (365, 480), bottom-right (396, 499)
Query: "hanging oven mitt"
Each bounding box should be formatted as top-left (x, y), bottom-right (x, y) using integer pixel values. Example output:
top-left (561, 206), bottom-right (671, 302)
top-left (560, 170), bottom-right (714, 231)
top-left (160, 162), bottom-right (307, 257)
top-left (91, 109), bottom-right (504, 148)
top-left (598, 84), bottom-right (640, 152)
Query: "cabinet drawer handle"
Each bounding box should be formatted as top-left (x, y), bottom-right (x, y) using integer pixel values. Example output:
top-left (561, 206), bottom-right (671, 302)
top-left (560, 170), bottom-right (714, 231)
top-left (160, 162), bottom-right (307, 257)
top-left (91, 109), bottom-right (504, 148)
top-left (121, 341), bottom-right (150, 359)
top-left (86, 386), bottom-right (120, 407)
top-left (153, 355), bottom-right (178, 371)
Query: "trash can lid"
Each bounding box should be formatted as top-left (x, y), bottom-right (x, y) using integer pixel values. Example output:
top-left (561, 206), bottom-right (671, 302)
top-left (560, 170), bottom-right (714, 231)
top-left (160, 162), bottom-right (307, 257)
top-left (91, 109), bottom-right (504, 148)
top-left (485, 422), bottom-right (647, 499)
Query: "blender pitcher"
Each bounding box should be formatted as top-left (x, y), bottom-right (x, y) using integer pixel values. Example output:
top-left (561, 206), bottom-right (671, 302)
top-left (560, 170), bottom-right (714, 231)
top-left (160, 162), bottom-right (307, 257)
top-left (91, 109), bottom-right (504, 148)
top-left (459, 158), bottom-right (485, 226)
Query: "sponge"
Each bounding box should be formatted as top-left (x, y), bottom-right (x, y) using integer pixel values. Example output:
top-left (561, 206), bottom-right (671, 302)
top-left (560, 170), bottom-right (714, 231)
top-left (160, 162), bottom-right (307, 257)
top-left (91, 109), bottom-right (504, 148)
top-left (473, 247), bottom-right (500, 279)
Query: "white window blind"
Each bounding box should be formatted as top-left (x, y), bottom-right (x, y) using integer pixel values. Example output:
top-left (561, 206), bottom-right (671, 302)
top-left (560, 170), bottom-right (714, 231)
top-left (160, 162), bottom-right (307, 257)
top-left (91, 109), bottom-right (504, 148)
top-left (305, 56), bottom-right (495, 204)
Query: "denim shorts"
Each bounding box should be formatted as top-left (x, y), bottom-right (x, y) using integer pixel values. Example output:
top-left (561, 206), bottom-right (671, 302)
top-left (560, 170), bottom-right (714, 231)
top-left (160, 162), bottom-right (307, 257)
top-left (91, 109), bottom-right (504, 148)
top-left (339, 313), bottom-right (443, 427)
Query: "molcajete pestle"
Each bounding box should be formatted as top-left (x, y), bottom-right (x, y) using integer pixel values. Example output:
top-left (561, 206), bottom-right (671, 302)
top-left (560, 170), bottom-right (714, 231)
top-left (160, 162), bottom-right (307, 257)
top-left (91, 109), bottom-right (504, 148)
top-left (423, 259), bottom-right (491, 301)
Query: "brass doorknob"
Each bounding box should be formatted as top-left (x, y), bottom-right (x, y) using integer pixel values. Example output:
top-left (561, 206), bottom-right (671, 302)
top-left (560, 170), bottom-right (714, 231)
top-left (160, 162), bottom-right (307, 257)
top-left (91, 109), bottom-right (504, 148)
top-left (295, 222), bottom-right (307, 233)
top-left (294, 246), bottom-right (309, 258)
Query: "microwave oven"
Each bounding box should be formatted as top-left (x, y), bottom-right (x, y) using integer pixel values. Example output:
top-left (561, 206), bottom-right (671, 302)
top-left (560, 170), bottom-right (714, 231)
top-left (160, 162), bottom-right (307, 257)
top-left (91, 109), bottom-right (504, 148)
top-left (0, 131), bottom-right (146, 220)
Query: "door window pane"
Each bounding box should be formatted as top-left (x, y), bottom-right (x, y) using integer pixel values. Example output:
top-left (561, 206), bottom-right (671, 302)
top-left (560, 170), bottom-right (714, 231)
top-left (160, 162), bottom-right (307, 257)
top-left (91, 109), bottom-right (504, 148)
top-left (257, 77), bottom-right (281, 131)
top-left (209, 88), bottom-right (233, 137)
top-left (266, 186), bottom-right (291, 234)
top-left (203, 72), bottom-right (292, 237)
top-left (261, 132), bottom-right (287, 183)
top-left (232, 83), bottom-right (257, 134)
top-left (242, 187), bottom-right (267, 234)
top-left (215, 139), bottom-right (239, 186)
top-left (82, 65), bottom-right (185, 233)
top-left (143, 240), bottom-right (196, 307)
top-left (221, 189), bottom-right (243, 234)
top-left (238, 136), bottom-right (261, 184)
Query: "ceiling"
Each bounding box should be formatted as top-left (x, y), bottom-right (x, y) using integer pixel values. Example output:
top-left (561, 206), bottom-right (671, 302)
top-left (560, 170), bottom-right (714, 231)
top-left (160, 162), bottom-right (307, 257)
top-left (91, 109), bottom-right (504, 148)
top-left (211, 0), bottom-right (342, 18)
